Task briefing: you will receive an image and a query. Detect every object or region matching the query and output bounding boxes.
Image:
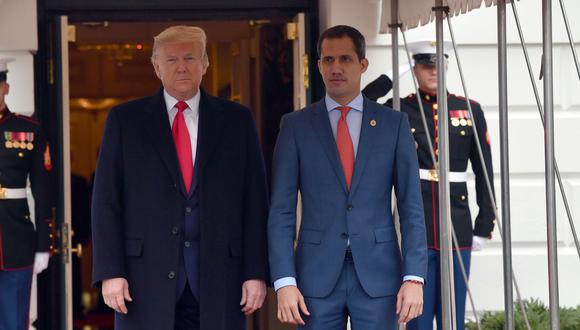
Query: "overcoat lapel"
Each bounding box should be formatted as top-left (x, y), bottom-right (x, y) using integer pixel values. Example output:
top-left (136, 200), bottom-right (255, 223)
top-left (142, 89), bottom-right (187, 197)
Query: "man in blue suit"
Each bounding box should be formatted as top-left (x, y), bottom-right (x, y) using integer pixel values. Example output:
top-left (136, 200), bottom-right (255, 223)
top-left (268, 25), bottom-right (428, 329)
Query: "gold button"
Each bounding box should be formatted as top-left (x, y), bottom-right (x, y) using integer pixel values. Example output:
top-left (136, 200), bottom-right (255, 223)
top-left (411, 128), bottom-right (416, 133)
top-left (433, 104), bottom-right (438, 110)
top-left (435, 149), bottom-right (439, 155)
top-left (18, 152), bottom-right (24, 158)
top-left (460, 130), bottom-right (466, 136)
top-left (434, 114), bottom-right (438, 121)
top-left (461, 195), bottom-right (466, 201)
top-left (425, 95), bottom-right (430, 101)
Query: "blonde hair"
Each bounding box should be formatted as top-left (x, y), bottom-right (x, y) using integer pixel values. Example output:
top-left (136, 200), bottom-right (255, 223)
top-left (151, 25), bottom-right (209, 67)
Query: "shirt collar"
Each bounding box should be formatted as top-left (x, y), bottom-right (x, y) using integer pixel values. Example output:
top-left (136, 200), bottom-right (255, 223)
top-left (325, 93), bottom-right (364, 113)
top-left (163, 89), bottom-right (201, 114)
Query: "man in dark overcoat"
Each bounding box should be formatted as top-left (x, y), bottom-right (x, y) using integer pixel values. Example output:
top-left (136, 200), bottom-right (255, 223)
top-left (91, 25), bottom-right (269, 330)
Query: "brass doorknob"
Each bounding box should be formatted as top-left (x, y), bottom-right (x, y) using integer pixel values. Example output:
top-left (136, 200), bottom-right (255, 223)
top-left (71, 243), bottom-right (83, 258)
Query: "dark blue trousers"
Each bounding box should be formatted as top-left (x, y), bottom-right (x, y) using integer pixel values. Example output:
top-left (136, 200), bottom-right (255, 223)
top-left (174, 281), bottom-right (200, 330)
top-left (407, 249), bottom-right (472, 330)
top-left (0, 268), bottom-right (33, 330)
top-left (300, 253), bottom-right (398, 330)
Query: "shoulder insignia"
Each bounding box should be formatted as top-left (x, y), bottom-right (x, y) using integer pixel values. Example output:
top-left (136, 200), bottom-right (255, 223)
top-left (14, 114), bottom-right (41, 125)
top-left (452, 94), bottom-right (480, 106)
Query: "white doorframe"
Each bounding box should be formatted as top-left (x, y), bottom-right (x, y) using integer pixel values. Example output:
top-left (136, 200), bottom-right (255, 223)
top-left (58, 15), bottom-right (73, 330)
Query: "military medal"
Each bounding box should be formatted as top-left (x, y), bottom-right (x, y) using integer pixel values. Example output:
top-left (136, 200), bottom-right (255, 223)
top-left (26, 132), bottom-right (34, 150)
top-left (14, 132), bottom-right (24, 149)
top-left (4, 132), bottom-right (12, 148)
top-left (451, 118), bottom-right (460, 127)
top-left (467, 119), bottom-right (473, 126)
top-left (459, 118), bottom-right (467, 126)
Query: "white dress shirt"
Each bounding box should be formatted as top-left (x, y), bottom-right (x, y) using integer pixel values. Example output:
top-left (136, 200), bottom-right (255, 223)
top-left (164, 89), bottom-right (200, 164)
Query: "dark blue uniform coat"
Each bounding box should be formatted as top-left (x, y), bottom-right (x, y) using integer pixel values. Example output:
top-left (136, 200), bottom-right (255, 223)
top-left (0, 108), bottom-right (52, 269)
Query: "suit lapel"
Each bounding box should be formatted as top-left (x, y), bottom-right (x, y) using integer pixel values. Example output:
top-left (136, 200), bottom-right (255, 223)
top-left (310, 100), bottom-right (348, 194)
top-left (349, 98), bottom-right (381, 197)
top-left (142, 89), bottom-right (188, 197)
top-left (197, 90), bottom-right (225, 173)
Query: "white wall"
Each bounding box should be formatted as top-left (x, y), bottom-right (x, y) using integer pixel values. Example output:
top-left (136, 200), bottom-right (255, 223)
top-left (0, 0), bottom-right (37, 116)
top-left (320, 0), bottom-right (580, 314)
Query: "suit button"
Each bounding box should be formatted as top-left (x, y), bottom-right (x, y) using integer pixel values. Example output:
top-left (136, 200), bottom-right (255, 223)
top-left (340, 233), bottom-right (349, 239)
top-left (185, 207), bottom-right (192, 213)
top-left (168, 271), bottom-right (176, 279)
top-left (184, 241), bottom-right (191, 248)
top-left (346, 204), bottom-right (353, 211)
top-left (172, 227), bottom-right (179, 235)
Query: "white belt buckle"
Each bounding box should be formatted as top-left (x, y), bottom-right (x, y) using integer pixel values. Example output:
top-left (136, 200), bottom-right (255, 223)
top-left (427, 169), bottom-right (439, 182)
top-left (0, 185), bottom-right (6, 200)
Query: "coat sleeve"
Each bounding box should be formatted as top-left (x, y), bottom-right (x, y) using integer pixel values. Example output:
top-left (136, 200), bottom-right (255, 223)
top-left (469, 104), bottom-right (496, 237)
top-left (393, 112), bottom-right (428, 280)
top-left (29, 127), bottom-right (53, 252)
top-left (267, 114), bottom-right (300, 284)
top-left (241, 109), bottom-right (270, 282)
top-left (91, 107), bottom-right (127, 286)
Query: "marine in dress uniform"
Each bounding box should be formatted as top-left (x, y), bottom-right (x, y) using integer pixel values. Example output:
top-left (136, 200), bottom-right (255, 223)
top-left (0, 58), bottom-right (52, 330)
top-left (362, 41), bottom-right (496, 330)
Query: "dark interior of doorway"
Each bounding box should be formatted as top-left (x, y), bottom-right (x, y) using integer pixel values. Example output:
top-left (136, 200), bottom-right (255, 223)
top-left (67, 19), bottom-right (294, 330)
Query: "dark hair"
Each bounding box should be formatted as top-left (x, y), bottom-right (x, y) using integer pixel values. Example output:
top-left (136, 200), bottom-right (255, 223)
top-left (317, 25), bottom-right (366, 60)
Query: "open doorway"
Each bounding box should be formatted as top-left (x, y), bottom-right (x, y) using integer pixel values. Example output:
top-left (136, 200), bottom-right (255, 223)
top-left (66, 19), bottom-right (295, 329)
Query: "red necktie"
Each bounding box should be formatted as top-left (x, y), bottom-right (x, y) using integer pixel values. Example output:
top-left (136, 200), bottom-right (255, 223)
top-left (336, 106), bottom-right (354, 190)
top-left (173, 101), bottom-right (193, 193)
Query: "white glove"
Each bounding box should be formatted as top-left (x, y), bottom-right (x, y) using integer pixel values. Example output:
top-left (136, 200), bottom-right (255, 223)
top-left (472, 236), bottom-right (488, 252)
top-left (33, 252), bottom-right (50, 274)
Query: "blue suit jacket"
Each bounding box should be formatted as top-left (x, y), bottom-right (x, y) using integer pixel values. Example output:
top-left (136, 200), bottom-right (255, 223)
top-left (268, 97), bottom-right (427, 298)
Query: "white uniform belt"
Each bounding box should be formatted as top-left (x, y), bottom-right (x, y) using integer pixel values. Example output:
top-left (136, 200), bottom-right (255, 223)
top-left (419, 169), bottom-right (468, 183)
top-left (0, 186), bottom-right (27, 199)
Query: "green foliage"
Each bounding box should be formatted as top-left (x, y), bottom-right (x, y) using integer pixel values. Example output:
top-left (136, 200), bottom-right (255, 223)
top-left (465, 299), bottom-right (580, 330)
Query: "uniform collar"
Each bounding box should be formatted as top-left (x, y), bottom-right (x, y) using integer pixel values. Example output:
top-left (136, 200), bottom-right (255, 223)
top-left (418, 89), bottom-right (449, 103)
top-left (0, 106), bottom-right (13, 122)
